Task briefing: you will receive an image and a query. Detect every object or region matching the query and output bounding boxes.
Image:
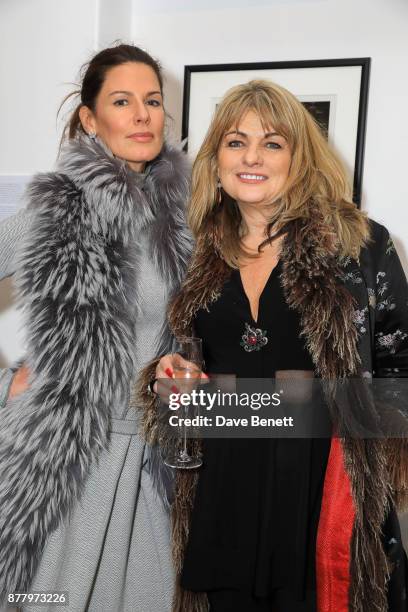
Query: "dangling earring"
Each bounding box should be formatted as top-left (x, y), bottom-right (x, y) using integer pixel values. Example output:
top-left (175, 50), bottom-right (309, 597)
top-left (216, 178), bottom-right (223, 204)
top-left (88, 131), bottom-right (97, 140)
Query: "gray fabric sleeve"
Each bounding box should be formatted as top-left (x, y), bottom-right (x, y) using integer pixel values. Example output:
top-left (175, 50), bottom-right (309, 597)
top-left (0, 368), bottom-right (14, 409)
top-left (0, 211), bottom-right (30, 402)
top-left (0, 209), bottom-right (33, 281)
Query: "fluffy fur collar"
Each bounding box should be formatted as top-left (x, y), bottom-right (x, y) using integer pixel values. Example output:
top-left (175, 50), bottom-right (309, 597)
top-left (137, 212), bottom-right (404, 612)
top-left (0, 137), bottom-right (191, 600)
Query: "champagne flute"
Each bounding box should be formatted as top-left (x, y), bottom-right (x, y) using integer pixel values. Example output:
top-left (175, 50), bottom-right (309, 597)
top-left (164, 336), bottom-right (203, 469)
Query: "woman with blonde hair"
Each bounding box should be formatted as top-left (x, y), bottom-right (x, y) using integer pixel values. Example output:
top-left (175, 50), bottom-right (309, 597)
top-left (140, 80), bottom-right (408, 611)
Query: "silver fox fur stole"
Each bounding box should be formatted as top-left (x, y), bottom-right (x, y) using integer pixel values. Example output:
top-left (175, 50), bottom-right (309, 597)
top-left (0, 136), bottom-right (192, 600)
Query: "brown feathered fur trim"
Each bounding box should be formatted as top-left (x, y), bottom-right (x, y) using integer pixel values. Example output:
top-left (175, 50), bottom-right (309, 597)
top-left (171, 468), bottom-right (208, 612)
top-left (171, 579), bottom-right (208, 612)
top-left (136, 212), bottom-right (399, 612)
top-left (168, 233), bottom-right (231, 338)
top-left (384, 438), bottom-right (408, 511)
top-left (344, 438), bottom-right (390, 612)
top-left (278, 217), bottom-right (390, 610)
top-left (279, 217), bottom-right (360, 378)
top-left (133, 357), bottom-right (161, 444)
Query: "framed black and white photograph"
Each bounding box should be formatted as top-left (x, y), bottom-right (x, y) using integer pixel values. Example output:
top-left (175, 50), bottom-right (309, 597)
top-left (182, 58), bottom-right (370, 205)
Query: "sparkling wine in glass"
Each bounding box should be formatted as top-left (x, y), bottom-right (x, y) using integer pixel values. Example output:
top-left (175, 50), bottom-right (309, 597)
top-left (164, 337), bottom-right (204, 469)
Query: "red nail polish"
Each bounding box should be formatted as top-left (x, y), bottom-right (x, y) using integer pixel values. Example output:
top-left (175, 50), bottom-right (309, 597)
top-left (165, 367), bottom-right (173, 377)
top-left (171, 385), bottom-right (179, 393)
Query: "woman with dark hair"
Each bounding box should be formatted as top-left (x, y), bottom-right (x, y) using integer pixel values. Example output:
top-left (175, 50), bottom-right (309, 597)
top-left (140, 80), bottom-right (408, 611)
top-left (0, 44), bottom-right (191, 611)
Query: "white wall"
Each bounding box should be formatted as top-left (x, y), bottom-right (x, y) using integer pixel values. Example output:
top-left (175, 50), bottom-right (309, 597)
top-left (98, 0), bottom-right (134, 48)
top-left (132, 0), bottom-right (408, 270)
top-left (0, 0), bottom-right (98, 173)
top-left (0, 0), bottom-right (98, 365)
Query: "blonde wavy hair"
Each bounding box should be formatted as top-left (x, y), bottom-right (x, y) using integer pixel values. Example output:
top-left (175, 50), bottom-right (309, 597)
top-left (189, 79), bottom-right (369, 267)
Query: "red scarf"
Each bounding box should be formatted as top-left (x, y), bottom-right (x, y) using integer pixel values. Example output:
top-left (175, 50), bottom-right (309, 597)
top-left (316, 437), bottom-right (356, 611)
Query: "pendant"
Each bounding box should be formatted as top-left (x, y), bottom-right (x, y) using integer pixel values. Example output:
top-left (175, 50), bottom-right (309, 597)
top-left (240, 322), bottom-right (268, 352)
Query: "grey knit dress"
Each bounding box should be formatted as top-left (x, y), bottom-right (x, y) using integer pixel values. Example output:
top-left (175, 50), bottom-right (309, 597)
top-left (0, 209), bottom-right (174, 612)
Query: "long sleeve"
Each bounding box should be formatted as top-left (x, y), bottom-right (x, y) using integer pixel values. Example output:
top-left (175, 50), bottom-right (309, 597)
top-left (361, 223), bottom-right (408, 510)
top-left (0, 210), bottom-right (33, 404)
top-left (0, 209), bottom-right (33, 281)
top-left (0, 368), bottom-right (16, 409)
top-left (370, 224), bottom-right (408, 377)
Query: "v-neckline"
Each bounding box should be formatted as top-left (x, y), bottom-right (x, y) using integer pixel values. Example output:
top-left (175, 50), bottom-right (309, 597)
top-left (237, 260), bottom-right (281, 324)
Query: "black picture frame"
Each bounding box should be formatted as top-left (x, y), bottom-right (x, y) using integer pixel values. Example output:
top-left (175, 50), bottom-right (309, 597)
top-left (182, 58), bottom-right (370, 206)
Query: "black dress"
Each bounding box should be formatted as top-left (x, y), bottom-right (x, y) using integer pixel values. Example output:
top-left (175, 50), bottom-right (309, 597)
top-left (180, 262), bottom-right (331, 611)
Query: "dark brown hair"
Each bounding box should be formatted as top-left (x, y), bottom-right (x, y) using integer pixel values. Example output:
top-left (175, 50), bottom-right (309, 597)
top-left (61, 43), bottom-right (164, 141)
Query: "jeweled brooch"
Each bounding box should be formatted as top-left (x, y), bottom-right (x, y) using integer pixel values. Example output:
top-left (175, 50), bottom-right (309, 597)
top-left (240, 322), bottom-right (268, 352)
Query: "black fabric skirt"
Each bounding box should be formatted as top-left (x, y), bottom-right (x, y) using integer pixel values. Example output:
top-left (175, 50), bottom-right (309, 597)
top-left (181, 437), bottom-right (330, 607)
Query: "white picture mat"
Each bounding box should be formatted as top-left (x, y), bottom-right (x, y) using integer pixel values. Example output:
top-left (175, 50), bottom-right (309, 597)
top-left (187, 65), bottom-right (362, 185)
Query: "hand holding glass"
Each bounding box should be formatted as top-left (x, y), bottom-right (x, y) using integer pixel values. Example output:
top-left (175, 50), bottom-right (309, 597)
top-left (164, 337), bottom-right (204, 469)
